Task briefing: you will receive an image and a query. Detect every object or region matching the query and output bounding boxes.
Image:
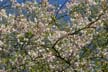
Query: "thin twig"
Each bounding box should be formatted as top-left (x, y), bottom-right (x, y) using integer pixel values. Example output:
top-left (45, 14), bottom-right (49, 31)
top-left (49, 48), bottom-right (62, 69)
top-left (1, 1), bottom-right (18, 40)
top-left (55, 0), bottom-right (69, 18)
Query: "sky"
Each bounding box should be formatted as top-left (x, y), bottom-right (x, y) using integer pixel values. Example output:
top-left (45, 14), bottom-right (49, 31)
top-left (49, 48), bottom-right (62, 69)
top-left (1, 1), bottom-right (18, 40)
top-left (0, 0), bottom-right (68, 15)
top-left (0, 0), bottom-right (71, 24)
top-left (0, 0), bottom-right (69, 7)
top-left (16, 0), bottom-right (68, 5)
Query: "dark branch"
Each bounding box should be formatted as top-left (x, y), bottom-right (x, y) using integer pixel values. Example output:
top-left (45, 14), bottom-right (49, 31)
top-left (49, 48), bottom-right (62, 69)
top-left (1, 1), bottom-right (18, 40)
top-left (50, 7), bottom-right (107, 71)
top-left (52, 8), bottom-right (107, 50)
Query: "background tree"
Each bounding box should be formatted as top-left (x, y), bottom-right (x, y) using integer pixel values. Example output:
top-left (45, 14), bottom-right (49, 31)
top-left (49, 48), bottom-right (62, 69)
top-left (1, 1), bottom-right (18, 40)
top-left (0, 0), bottom-right (108, 72)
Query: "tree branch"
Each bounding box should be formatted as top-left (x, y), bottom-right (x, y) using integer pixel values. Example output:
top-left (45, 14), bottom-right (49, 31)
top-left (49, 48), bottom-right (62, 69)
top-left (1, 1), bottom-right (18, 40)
top-left (50, 7), bottom-right (107, 71)
top-left (52, 8), bottom-right (107, 51)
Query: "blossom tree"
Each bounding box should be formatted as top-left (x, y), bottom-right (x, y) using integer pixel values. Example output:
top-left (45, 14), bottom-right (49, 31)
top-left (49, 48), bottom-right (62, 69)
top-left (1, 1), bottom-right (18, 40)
top-left (0, 0), bottom-right (108, 72)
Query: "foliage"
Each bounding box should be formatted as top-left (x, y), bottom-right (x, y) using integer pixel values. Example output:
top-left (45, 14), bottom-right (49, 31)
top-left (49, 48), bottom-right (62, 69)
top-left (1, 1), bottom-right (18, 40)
top-left (0, 0), bottom-right (108, 72)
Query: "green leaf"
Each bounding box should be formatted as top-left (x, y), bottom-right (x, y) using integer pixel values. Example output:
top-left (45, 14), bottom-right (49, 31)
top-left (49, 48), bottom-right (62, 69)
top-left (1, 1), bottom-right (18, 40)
top-left (25, 31), bottom-right (33, 38)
